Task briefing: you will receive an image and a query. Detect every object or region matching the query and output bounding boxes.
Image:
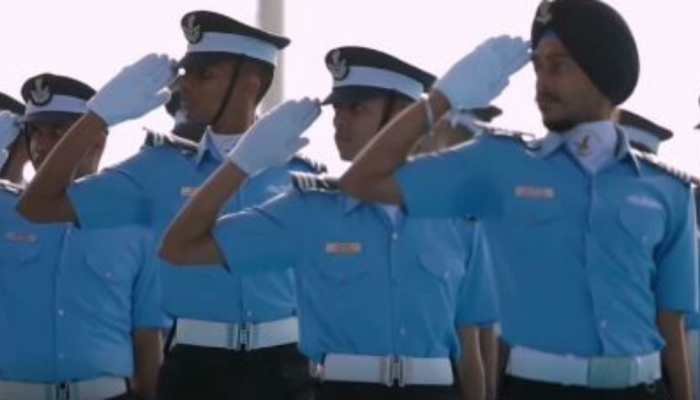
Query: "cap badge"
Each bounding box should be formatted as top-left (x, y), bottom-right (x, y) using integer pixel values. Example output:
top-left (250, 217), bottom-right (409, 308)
top-left (327, 50), bottom-right (349, 81)
top-left (536, 0), bottom-right (553, 25)
top-left (30, 78), bottom-right (51, 106)
top-left (183, 14), bottom-right (202, 44)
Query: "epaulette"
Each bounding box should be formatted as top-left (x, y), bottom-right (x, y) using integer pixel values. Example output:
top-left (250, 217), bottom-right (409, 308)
top-left (291, 172), bottom-right (339, 193)
top-left (142, 129), bottom-right (198, 154)
top-left (292, 155), bottom-right (328, 174)
top-left (478, 122), bottom-right (539, 148)
top-left (0, 179), bottom-right (23, 195)
top-left (633, 149), bottom-right (700, 186)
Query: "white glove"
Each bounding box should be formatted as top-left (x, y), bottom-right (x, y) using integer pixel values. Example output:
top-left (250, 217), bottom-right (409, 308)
top-left (227, 98), bottom-right (321, 176)
top-left (0, 111), bottom-right (22, 171)
top-left (88, 53), bottom-right (176, 127)
top-left (435, 36), bottom-right (530, 110)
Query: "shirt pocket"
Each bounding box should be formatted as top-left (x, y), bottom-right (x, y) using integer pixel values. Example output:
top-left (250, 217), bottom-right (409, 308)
top-left (618, 206), bottom-right (665, 250)
top-left (504, 197), bottom-right (564, 226)
top-left (418, 245), bottom-right (466, 289)
top-left (317, 250), bottom-right (369, 285)
top-left (0, 234), bottom-right (41, 268)
top-left (84, 250), bottom-right (134, 287)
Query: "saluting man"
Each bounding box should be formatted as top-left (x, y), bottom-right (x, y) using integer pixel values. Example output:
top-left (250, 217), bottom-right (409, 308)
top-left (0, 73), bottom-right (165, 400)
top-left (17, 11), bottom-right (324, 400)
top-left (159, 46), bottom-right (500, 400)
top-left (339, 1), bottom-right (698, 399)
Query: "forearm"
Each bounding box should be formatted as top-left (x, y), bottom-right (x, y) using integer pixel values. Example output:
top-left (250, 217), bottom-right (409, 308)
top-left (160, 161), bottom-right (247, 265)
top-left (479, 327), bottom-right (499, 400)
top-left (458, 327), bottom-right (486, 400)
top-left (131, 329), bottom-right (162, 400)
top-left (339, 90), bottom-right (450, 204)
top-left (658, 311), bottom-right (692, 400)
top-left (17, 113), bottom-right (106, 222)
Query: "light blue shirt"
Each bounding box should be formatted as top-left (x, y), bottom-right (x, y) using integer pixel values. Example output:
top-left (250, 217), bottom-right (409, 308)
top-left (0, 184), bottom-right (165, 382)
top-left (67, 131), bottom-right (319, 323)
top-left (213, 186), bottom-right (498, 362)
top-left (396, 127), bottom-right (698, 357)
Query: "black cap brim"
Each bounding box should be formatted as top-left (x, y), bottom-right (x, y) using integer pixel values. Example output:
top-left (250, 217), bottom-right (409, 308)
top-left (178, 52), bottom-right (274, 69)
top-left (322, 86), bottom-right (413, 106)
top-left (23, 111), bottom-right (82, 125)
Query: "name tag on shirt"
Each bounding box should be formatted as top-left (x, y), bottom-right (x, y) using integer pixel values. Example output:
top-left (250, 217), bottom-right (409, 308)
top-left (626, 195), bottom-right (663, 211)
top-left (180, 186), bottom-right (197, 197)
top-left (325, 242), bottom-right (362, 255)
top-left (514, 186), bottom-right (555, 200)
top-left (4, 231), bottom-right (38, 243)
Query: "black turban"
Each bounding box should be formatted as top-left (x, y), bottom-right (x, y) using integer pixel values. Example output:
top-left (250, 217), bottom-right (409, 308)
top-left (531, 0), bottom-right (639, 105)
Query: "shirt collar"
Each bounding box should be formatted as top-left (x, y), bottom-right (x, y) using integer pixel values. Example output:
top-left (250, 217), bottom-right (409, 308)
top-left (343, 196), bottom-right (364, 214)
top-left (195, 127), bottom-right (242, 165)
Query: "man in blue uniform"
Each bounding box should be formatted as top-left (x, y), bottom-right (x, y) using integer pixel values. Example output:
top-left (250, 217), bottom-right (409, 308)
top-left (338, 1), bottom-right (698, 399)
top-left (0, 93), bottom-right (28, 184)
top-left (0, 73), bottom-right (165, 400)
top-left (159, 46), bottom-right (500, 400)
top-left (17, 11), bottom-right (323, 400)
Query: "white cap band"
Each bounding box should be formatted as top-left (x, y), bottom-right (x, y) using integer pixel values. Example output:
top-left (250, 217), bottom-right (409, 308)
top-left (187, 32), bottom-right (279, 65)
top-left (334, 66), bottom-right (424, 100)
top-left (25, 94), bottom-right (87, 116)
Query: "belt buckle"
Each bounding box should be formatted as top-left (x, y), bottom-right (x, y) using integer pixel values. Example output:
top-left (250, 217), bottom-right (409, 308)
top-left (381, 355), bottom-right (404, 387)
top-left (230, 322), bottom-right (255, 351)
top-left (54, 382), bottom-right (71, 400)
top-left (309, 361), bottom-right (324, 381)
top-left (587, 357), bottom-right (635, 389)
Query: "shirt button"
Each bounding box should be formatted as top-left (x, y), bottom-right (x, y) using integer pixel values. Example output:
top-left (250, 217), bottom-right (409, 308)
top-left (399, 327), bottom-right (407, 336)
top-left (57, 309), bottom-right (65, 317)
top-left (58, 353), bottom-right (65, 359)
top-left (246, 310), bottom-right (253, 318)
top-left (391, 233), bottom-right (399, 241)
top-left (105, 272), bottom-right (113, 279)
top-left (600, 320), bottom-right (608, 329)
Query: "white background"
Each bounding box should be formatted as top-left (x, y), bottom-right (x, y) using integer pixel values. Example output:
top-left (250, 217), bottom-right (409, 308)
top-left (5, 1), bottom-right (699, 175)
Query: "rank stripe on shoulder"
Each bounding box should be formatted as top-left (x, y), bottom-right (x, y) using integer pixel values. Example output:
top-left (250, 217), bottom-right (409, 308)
top-left (632, 149), bottom-right (700, 186)
top-left (0, 179), bottom-right (23, 195)
top-left (142, 129), bottom-right (199, 153)
top-left (292, 155), bottom-right (328, 174)
top-left (291, 172), bottom-right (339, 193)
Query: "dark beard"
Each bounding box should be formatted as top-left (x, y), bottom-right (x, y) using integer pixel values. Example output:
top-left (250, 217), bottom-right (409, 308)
top-left (543, 117), bottom-right (577, 133)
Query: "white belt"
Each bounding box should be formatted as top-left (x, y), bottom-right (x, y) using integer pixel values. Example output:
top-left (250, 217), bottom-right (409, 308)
top-left (175, 317), bottom-right (298, 351)
top-left (507, 346), bottom-right (661, 389)
top-left (0, 377), bottom-right (126, 400)
top-left (310, 353), bottom-right (454, 387)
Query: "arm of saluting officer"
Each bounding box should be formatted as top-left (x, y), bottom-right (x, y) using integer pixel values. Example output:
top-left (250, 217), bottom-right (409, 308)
top-left (655, 187), bottom-right (699, 400)
top-left (18, 53), bottom-right (174, 223)
top-left (160, 98), bottom-right (319, 266)
top-left (340, 36), bottom-right (530, 206)
top-left (457, 327), bottom-right (486, 400)
top-left (130, 232), bottom-right (167, 400)
top-left (17, 113), bottom-right (107, 222)
top-left (131, 329), bottom-right (162, 400)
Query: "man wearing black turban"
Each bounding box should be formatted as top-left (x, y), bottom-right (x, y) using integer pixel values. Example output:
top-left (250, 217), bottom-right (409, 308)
top-left (340, 1), bottom-right (697, 399)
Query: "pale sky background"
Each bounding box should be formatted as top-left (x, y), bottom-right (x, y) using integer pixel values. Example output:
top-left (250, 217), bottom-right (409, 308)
top-left (3, 1), bottom-right (700, 176)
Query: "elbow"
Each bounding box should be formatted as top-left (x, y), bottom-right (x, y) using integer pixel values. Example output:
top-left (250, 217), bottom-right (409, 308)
top-left (338, 173), bottom-right (366, 199)
top-left (16, 197), bottom-right (48, 223)
top-left (158, 239), bottom-right (187, 266)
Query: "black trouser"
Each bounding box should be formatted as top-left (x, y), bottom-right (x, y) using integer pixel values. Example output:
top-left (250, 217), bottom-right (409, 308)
top-left (156, 343), bottom-right (315, 400)
top-left (500, 376), bottom-right (669, 400)
top-left (317, 381), bottom-right (459, 400)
